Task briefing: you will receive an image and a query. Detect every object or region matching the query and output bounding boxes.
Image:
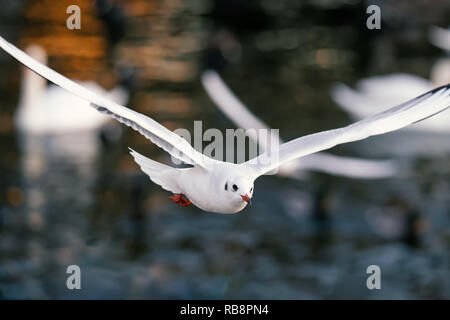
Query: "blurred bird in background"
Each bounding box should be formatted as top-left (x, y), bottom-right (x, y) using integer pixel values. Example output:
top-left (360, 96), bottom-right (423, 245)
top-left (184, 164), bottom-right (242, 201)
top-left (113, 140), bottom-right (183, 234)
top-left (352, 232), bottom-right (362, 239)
top-left (330, 26), bottom-right (450, 134)
top-left (201, 69), bottom-right (399, 180)
top-left (429, 25), bottom-right (450, 53)
top-left (15, 44), bottom-right (128, 135)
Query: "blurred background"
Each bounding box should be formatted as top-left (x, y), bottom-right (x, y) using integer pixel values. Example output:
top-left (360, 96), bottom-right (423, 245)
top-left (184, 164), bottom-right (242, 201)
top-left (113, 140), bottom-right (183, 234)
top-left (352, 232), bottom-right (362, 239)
top-left (0, 0), bottom-right (449, 299)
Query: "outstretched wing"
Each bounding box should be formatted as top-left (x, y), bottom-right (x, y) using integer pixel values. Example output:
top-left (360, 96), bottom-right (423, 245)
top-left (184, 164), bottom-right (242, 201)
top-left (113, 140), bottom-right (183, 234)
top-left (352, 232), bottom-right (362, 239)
top-left (330, 75), bottom-right (433, 119)
top-left (0, 36), bottom-right (209, 168)
top-left (202, 69), bottom-right (398, 178)
top-left (245, 84), bottom-right (450, 177)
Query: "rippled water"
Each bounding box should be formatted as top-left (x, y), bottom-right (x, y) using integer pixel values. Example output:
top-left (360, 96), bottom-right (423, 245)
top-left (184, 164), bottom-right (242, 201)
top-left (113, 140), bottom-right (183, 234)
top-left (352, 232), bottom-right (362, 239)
top-left (0, 0), bottom-right (449, 299)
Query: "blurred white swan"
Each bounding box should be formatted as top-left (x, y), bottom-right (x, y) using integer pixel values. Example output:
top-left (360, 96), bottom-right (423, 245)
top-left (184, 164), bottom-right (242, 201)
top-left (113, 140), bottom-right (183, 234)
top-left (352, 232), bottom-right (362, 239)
top-left (330, 59), bottom-right (450, 134)
top-left (15, 45), bottom-right (129, 199)
top-left (201, 69), bottom-right (398, 180)
top-left (331, 26), bottom-right (450, 134)
top-left (15, 45), bottom-right (129, 134)
top-left (429, 26), bottom-right (450, 53)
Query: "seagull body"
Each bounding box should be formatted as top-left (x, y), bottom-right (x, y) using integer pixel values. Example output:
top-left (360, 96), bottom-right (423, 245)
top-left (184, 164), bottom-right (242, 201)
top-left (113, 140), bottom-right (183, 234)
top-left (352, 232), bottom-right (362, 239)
top-left (130, 150), bottom-right (252, 213)
top-left (201, 69), bottom-right (398, 179)
top-left (15, 45), bottom-right (128, 135)
top-left (1, 36), bottom-right (449, 214)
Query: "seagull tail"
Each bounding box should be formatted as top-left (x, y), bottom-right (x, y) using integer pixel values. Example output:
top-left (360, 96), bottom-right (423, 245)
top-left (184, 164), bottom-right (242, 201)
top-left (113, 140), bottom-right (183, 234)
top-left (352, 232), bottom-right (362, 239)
top-left (129, 147), bottom-right (182, 194)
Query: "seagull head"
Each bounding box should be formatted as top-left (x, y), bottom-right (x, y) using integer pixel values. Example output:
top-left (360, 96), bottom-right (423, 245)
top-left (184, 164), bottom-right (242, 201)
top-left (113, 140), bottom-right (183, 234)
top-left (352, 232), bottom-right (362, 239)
top-left (223, 176), bottom-right (254, 207)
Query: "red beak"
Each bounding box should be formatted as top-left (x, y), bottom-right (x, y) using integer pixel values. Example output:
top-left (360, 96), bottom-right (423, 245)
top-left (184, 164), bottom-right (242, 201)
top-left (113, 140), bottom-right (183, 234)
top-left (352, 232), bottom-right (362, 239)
top-left (241, 194), bottom-right (251, 205)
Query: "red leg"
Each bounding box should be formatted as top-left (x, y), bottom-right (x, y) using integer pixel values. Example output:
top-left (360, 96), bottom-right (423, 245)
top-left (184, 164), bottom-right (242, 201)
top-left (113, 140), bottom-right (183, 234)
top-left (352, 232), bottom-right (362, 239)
top-left (169, 194), bottom-right (192, 207)
top-left (170, 194), bottom-right (182, 203)
top-left (179, 196), bottom-right (192, 207)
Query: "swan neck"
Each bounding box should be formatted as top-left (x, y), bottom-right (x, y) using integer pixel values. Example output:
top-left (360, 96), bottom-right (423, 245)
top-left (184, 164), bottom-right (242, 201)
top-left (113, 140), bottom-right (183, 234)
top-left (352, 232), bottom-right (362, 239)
top-left (19, 67), bottom-right (47, 108)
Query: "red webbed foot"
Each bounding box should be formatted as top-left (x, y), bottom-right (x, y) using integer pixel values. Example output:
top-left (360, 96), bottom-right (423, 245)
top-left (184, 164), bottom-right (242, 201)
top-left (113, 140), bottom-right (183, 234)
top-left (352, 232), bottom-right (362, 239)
top-left (169, 194), bottom-right (192, 207)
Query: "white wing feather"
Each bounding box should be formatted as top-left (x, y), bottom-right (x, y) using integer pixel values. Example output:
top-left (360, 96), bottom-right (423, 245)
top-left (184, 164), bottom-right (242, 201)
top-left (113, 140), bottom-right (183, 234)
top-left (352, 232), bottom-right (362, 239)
top-left (202, 70), bottom-right (398, 178)
top-left (0, 36), bottom-right (208, 168)
top-left (246, 84), bottom-right (450, 177)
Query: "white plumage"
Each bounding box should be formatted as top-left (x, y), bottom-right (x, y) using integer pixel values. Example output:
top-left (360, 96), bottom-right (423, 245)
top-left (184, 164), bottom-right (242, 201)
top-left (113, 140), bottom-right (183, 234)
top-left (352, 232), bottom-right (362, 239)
top-left (201, 69), bottom-right (398, 179)
top-left (1, 36), bottom-right (448, 214)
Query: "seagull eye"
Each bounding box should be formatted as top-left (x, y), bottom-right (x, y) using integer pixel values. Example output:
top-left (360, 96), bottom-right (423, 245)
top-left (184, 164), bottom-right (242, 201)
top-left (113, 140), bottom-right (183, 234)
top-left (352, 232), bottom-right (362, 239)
top-left (232, 184), bottom-right (238, 191)
top-left (224, 182), bottom-right (228, 191)
top-left (250, 187), bottom-right (253, 193)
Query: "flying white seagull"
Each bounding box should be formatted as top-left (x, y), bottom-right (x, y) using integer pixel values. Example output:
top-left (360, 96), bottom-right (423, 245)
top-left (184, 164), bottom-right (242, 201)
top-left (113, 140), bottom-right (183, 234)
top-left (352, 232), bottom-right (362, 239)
top-left (1, 36), bottom-right (449, 214)
top-left (201, 69), bottom-right (398, 179)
